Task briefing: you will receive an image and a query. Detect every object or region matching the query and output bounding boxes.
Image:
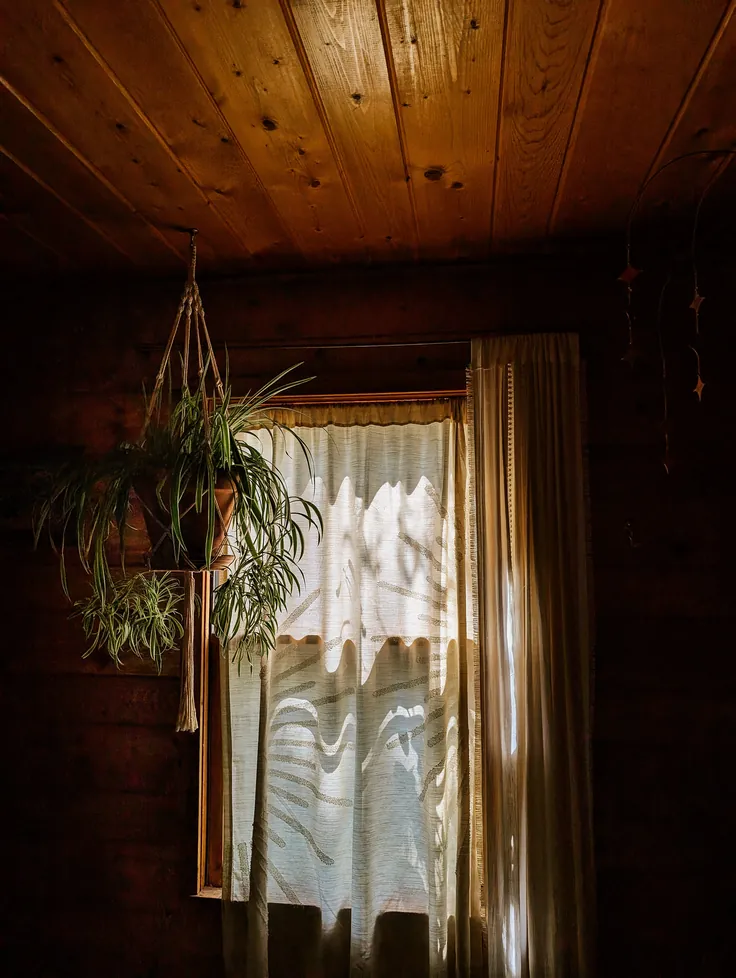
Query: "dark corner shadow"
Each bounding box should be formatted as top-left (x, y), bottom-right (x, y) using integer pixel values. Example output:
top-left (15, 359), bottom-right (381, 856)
top-left (223, 903), bottom-right (486, 978)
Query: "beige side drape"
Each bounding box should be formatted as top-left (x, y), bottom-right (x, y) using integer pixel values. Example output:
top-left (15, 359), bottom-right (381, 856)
top-left (470, 334), bottom-right (595, 977)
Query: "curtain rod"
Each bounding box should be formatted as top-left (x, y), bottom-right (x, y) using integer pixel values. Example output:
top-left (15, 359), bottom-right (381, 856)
top-left (138, 339), bottom-right (471, 353)
top-left (267, 390), bottom-right (467, 405)
top-left (270, 340), bottom-right (470, 350)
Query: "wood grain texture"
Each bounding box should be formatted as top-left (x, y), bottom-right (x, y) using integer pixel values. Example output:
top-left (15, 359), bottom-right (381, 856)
top-left (0, 0), bottom-right (734, 267)
top-left (639, 0), bottom-right (736, 228)
top-left (0, 149), bottom-right (126, 268)
top-left (0, 80), bottom-right (179, 269)
top-left (58, 0), bottom-right (295, 265)
top-left (0, 0), bottom-right (256, 267)
top-left (288, 0), bottom-right (417, 257)
top-left (648, 2), bottom-right (736, 166)
top-left (552, 0), bottom-right (732, 237)
top-left (158, 0), bottom-right (365, 263)
top-left (381, 0), bottom-right (505, 259)
top-left (493, 0), bottom-right (602, 249)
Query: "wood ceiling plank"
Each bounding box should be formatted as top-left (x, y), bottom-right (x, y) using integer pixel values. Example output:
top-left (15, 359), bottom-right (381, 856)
top-left (0, 214), bottom-right (60, 273)
top-left (0, 82), bottom-right (180, 271)
top-left (58, 0), bottom-right (298, 266)
top-left (650, 3), bottom-right (736, 167)
top-left (492, 0), bottom-right (602, 250)
top-left (635, 3), bottom-right (736, 255)
top-left (157, 0), bottom-right (365, 263)
top-left (0, 0), bottom-right (268, 267)
top-left (552, 0), bottom-right (732, 239)
top-left (287, 0), bottom-right (417, 257)
top-left (0, 151), bottom-right (126, 269)
top-left (381, 0), bottom-right (505, 260)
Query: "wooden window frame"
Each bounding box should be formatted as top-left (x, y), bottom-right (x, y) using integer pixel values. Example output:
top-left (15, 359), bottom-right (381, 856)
top-left (195, 571), bottom-right (223, 897)
top-left (195, 389), bottom-right (467, 899)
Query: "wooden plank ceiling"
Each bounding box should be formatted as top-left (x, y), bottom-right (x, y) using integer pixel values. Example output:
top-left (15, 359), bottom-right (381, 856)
top-left (0, 0), bottom-right (734, 273)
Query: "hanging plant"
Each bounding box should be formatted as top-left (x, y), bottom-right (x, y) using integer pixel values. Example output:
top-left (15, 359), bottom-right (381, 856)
top-left (74, 572), bottom-right (186, 674)
top-left (34, 231), bottom-right (321, 727)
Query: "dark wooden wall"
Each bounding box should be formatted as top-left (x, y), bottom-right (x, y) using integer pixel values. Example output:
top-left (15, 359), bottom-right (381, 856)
top-left (2, 256), bottom-right (735, 978)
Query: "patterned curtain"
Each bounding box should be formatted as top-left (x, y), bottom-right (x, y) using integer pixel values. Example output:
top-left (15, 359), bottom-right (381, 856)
top-left (221, 399), bottom-right (485, 978)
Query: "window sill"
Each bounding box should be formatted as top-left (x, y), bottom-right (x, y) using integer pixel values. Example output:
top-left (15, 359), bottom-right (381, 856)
top-left (194, 886), bottom-right (223, 899)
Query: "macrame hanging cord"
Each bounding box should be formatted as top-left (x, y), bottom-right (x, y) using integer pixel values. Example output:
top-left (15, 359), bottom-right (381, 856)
top-left (141, 231), bottom-right (226, 734)
top-left (176, 570), bottom-right (198, 733)
top-left (143, 229), bottom-right (225, 434)
top-left (138, 231), bottom-right (232, 576)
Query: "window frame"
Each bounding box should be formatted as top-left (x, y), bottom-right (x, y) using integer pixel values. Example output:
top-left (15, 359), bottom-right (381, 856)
top-left (194, 389), bottom-right (467, 899)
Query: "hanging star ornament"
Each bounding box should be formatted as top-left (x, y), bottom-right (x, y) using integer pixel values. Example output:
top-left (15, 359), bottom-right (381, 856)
top-left (618, 264), bottom-right (642, 284)
top-left (689, 346), bottom-right (705, 401)
top-left (689, 291), bottom-right (705, 314)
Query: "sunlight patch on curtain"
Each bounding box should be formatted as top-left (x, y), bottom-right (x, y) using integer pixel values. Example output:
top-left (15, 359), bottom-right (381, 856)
top-left (223, 406), bottom-right (482, 975)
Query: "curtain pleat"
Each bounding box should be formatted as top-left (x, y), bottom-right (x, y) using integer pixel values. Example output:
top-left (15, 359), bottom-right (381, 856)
top-left (470, 334), bottom-right (595, 978)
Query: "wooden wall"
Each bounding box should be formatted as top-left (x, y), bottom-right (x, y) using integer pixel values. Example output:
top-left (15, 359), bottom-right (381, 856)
top-left (2, 255), bottom-right (735, 977)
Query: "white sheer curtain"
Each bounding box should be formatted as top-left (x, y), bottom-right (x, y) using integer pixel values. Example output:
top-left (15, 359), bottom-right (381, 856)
top-left (470, 335), bottom-right (595, 978)
top-left (222, 400), bottom-right (484, 978)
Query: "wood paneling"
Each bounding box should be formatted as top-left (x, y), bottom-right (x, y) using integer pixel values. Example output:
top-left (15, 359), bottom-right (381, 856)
top-left (552, 0), bottom-right (731, 237)
top-left (381, 0), bottom-right (505, 259)
top-left (638, 1), bottom-right (736, 235)
top-left (127, 257), bottom-right (618, 348)
top-left (492, 0), bottom-right (602, 249)
top-left (648, 2), bottom-right (736, 168)
top-left (0, 0), bottom-right (734, 268)
top-left (0, 0), bottom-right (269, 267)
top-left (288, 0), bottom-right (417, 256)
top-left (157, 0), bottom-right (365, 262)
top-left (0, 149), bottom-right (125, 268)
top-left (0, 80), bottom-right (180, 269)
top-left (58, 0), bottom-right (295, 263)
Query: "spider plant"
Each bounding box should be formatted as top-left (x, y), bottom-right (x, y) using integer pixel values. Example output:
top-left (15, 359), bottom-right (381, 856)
top-left (34, 365), bottom-right (322, 668)
top-left (74, 572), bottom-right (185, 673)
top-left (158, 368), bottom-right (321, 571)
top-left (212, 519), bottom-right (310, 668)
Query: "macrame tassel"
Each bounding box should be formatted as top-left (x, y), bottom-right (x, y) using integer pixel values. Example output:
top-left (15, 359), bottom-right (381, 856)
top-left (176, 571), bottom-right (198, 733)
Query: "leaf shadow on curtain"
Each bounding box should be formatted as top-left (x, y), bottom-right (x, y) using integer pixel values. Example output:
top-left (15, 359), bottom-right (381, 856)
top-left (225, 632), bottom-right (485, 978)
top-left (223, 407), bottom-right (485, 977)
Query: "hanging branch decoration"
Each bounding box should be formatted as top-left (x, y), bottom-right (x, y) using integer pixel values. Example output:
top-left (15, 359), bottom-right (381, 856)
top-left (689, 289), bottom-right (705, 325)
top-left (690, 346), bottom-right (706, 402)
top-left (686, 155), bottom-right (733, 401)
top-left (617, 148), bottom-right (736, 504)
top-left (689, 285), bottom-right (705, 403)
top-left (618, 257), bottom-right (642, 367)
top-left (655, 275), bottom-right (673, 474)
top-left (623, 148), bottom-right (736, 396)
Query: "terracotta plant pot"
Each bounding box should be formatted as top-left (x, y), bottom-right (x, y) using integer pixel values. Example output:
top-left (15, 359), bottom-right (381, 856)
top-left (135, 474), bottom-right (236, 570)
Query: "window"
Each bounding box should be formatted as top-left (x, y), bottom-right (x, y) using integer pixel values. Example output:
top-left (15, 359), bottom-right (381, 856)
top-left (199, 397), bottom-right (483, 963)
top-left (198, 336), bottom-right (595, 977)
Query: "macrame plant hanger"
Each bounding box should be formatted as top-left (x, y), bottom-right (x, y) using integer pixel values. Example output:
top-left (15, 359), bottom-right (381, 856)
top-left (140, 229), bottom-right (227, 733)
